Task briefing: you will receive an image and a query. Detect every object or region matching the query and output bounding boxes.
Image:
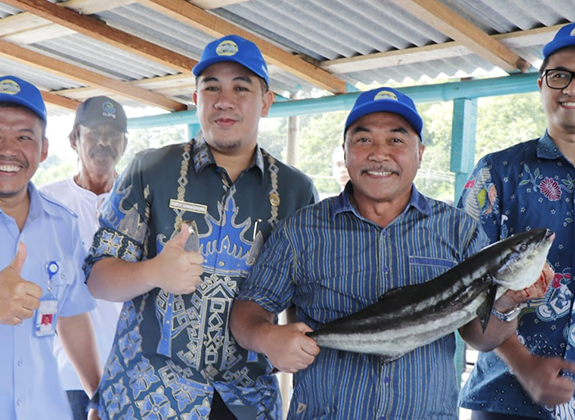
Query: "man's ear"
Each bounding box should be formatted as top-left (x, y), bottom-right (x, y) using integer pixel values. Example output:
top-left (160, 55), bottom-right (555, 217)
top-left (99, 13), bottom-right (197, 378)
top-left (40, 137), bottom-right (49, 163)
top-left (69, 129), bottom-right (78, 152)
top-left (260, 90), bottom-right (274, 118)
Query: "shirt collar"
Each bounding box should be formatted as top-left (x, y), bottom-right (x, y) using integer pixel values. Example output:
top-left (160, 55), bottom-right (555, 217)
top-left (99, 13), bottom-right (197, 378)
top-left (537, 131), bottom-right (564, 160)
top-left (0, 183), bottom-right (57, 223)
top-left (191, 132), bottom-right (265, 177)
top-left (332, 182), bottom-right (430, 221)
top-left (29, 182), bottom-right (60, 219)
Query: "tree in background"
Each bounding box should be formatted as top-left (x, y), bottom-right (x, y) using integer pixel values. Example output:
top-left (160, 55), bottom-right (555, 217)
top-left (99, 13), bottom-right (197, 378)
top-left (33, 91), bottom-right (547, 202)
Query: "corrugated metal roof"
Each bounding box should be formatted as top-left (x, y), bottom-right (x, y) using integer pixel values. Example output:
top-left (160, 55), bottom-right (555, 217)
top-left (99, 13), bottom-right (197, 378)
top-left (0, 0), bottom-right (572, 115)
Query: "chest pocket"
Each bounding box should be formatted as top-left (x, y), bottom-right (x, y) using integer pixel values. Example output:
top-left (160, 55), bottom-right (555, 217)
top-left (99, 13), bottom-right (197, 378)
top-left (408, 256), bottom-right (456, 286)
top-left (42, 259), bottom-right (77, 302)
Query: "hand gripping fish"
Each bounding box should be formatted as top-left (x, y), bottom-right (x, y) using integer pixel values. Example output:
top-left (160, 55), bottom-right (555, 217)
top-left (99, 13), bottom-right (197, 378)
top-left (307, 228), bottom-right (554, 361)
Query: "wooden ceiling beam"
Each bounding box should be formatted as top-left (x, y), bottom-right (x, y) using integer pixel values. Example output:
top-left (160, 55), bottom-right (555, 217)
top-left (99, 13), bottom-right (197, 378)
top-left (2, 0), bottom-right (196, 74)
top-left (189, 0), bottom-right (249, 8)
top-left (388, 0), bottom-right (530, 73)
top-left (41, 90), bottom-right (81, 111)
top-left (0, 39), bottom-right (185, 111)
top-left (134, 0), bottom-right (347, 94)
top-left (323, 25), bottom-right (560, 74)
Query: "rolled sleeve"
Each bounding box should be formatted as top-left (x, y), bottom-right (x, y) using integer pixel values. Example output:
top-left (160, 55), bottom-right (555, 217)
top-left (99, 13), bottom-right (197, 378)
top-left (237, 223), bottom-right (296, 315)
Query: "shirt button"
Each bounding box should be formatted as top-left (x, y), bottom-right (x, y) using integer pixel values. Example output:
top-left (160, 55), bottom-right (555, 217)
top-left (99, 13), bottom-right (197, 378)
top-left (17, 359), bottom-right (23, 367)
top-left (17, 399), bottom-right (23, 406)
top-left (383, 266), bottom-right (389, 274)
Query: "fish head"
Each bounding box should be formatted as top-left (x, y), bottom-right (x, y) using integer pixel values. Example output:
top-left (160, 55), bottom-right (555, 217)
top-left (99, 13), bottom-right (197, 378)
top-left (492, 228), bottom-right (555, 291)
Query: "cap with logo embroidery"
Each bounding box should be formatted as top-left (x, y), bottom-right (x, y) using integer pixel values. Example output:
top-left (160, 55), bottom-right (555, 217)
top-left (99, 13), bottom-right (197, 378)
top-left (74, 96), bottom-right (127, 132)
top-left (192, 34), bottom-right (269, 86)
top-left (0, 75), bottom-right (47, 122)
top-left (345, 87), bottom-right (423, 139)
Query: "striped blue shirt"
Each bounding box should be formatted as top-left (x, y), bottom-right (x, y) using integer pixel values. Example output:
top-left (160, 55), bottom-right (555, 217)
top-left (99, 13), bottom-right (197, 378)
top-left (238, 184), bottom-right (488, 420)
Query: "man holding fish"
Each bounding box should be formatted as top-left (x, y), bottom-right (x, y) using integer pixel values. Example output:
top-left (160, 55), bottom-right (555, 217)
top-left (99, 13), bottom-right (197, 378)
top-left (458, 22), bottom-right (575, 420)
top-left (231, 87), bottom-right (553, 419)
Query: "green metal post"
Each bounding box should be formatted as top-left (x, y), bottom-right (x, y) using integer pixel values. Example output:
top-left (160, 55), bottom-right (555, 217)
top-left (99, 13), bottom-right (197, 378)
top-left (187, 123), bottom-right (201, 140)
top-left (450, 97), bottom-right (478, 389)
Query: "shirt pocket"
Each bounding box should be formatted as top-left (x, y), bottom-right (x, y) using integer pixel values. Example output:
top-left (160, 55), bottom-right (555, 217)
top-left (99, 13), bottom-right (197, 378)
top-left (296, 266), bottom-right (379, 324)
top-left (408, 256), bottom-right (456, 286)
top-left (45, 259), bottom-right (76, 302)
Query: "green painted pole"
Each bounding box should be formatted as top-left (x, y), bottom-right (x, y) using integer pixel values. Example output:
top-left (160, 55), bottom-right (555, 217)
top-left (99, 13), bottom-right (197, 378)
top-left (128, 72), bottom-right (539, 129)
top-left (450, 97), bottom-right (478, 389)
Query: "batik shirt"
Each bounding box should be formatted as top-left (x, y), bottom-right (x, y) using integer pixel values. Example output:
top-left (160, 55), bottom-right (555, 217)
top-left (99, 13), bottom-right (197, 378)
top-left (458, 132), bottom-right (575, 419)
top-left (238, 185), bottom-right (488, 420)
top-left (85, 135), bottom-right (317, 420)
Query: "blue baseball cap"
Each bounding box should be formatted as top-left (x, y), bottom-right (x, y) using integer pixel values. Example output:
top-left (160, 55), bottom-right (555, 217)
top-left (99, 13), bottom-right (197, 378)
top-left (192, 34), bottom-right (269, 86)
top-left (0, 75), bottom-right (47, 122)
top-left (345, 87), bottom-right (423, 139)
top-left (543, 22), bottom-right (575, 59)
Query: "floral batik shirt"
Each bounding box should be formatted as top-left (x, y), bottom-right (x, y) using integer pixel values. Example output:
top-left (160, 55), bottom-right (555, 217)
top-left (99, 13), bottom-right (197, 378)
top-left (84, 135), bottom-right (317, 420)
top-left (458, 131), bottom-right (575, 419)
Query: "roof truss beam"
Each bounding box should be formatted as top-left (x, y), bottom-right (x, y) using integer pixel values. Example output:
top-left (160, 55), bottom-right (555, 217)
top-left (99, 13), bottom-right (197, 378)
top-left (388, 0), bottom-right (530, 73)
top-left (323, 25), bottom-right (559, 74)
top-left (2, 0), bottom-right (196, 74)
top-left (134, 0), bottom-right (347, 94)
top-left (0, 38), bottom-right (185, 111)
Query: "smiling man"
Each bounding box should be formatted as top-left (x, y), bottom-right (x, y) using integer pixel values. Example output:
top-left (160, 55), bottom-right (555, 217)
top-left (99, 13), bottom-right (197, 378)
top-left (458, 22), bottom-right (575, 420)
top-left (0, 76), bottom-right (100, 420)
top-left (83, 35), bottom-right (317, 420)
top-left (230, 87), bottom-right (552, 420)
top-left (40, 96), bottom-right (128, 420)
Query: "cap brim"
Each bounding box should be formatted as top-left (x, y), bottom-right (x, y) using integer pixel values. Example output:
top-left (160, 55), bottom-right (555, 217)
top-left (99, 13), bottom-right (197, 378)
top-left (192, 56), bottom-right (268, 85)
top-left (543, 38), bottom-right (575, 58)
top-left (345, 101), bottom-right (423, 136)
top-left (0, 93), bottom-right (46, 122)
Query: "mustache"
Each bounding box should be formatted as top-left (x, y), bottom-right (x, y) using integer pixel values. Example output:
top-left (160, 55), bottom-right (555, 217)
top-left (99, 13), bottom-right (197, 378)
top-left (90, 146), bottom-right (117, 159)
top-left (0, 155), bottom-right (26, 168)
top-left (360, 166), bottom-right (398, 175)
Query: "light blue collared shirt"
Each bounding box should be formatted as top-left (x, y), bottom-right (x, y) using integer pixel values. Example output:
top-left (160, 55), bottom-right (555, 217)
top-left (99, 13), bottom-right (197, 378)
top-left (0, 183), bottom-right (95, 420)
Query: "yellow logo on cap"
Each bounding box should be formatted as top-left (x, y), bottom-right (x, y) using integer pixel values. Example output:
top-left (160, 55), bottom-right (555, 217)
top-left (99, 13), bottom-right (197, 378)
top-left (0, 79), bottom-right (21, 95)
top-left (216, 40), bottom-right (239, 56)
top-left (571, 27), bottom-right (575, 37)
top-left (374, 90), bottom-right (397, 101)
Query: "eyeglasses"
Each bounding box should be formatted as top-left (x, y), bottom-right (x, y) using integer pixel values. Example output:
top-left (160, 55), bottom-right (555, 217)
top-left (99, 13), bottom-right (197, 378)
top-left (543, 69), bottom-right (575, 90)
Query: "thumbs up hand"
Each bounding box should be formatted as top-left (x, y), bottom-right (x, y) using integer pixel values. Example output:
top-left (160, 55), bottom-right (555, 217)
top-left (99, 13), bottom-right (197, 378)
top-left (149, 224), bottom-right (204, 295)
top-left (0, 242), bottom-right (43, 325)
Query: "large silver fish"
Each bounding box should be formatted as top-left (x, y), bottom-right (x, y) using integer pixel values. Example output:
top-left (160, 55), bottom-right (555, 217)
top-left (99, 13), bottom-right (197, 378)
top-left (307, 228), bottom-right (554, 361)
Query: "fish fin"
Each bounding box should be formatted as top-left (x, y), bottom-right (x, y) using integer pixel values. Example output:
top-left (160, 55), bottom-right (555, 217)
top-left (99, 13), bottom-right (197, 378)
top-left (378, 353), bottom-right (405, 364)
top-left (377, 285), bottom-right (408, 301)
top-left (476, 278), bottom-right (497, 333)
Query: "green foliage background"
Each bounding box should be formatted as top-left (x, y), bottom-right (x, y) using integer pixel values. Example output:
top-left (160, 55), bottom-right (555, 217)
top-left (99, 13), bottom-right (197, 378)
top-left (33, 91), bottom-right (548, 203)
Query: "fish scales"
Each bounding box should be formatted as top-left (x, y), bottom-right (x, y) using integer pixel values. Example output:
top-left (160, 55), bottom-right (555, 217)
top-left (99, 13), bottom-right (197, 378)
top-left (308, 228), bottom-right (554, 361)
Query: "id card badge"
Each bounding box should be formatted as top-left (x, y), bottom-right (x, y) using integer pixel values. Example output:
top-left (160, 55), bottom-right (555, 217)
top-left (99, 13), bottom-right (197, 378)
top-left (34, 261), bottom-right (60, 337)
top-left (34, 297), bottom-right (58, 337)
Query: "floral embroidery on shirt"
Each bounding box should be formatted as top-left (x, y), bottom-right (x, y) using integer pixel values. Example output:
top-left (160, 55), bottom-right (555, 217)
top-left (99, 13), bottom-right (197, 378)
top-left (540, 177), bottom-right (562, 201)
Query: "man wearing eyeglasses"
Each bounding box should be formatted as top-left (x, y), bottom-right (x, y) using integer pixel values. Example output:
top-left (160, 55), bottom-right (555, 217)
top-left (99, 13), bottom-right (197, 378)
top-left (458, 22), bottom-right (575, 420)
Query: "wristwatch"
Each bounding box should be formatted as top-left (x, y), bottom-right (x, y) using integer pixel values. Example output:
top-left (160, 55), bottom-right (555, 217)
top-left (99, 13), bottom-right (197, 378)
top-left (491, 303), bottom-right (526, 322)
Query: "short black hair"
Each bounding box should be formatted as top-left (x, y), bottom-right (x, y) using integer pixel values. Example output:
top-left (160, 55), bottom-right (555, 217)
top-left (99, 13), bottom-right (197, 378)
top-left (0, 102), bottom-right (47, 139)
top-left (539, 45), bottom-right (575, 77)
